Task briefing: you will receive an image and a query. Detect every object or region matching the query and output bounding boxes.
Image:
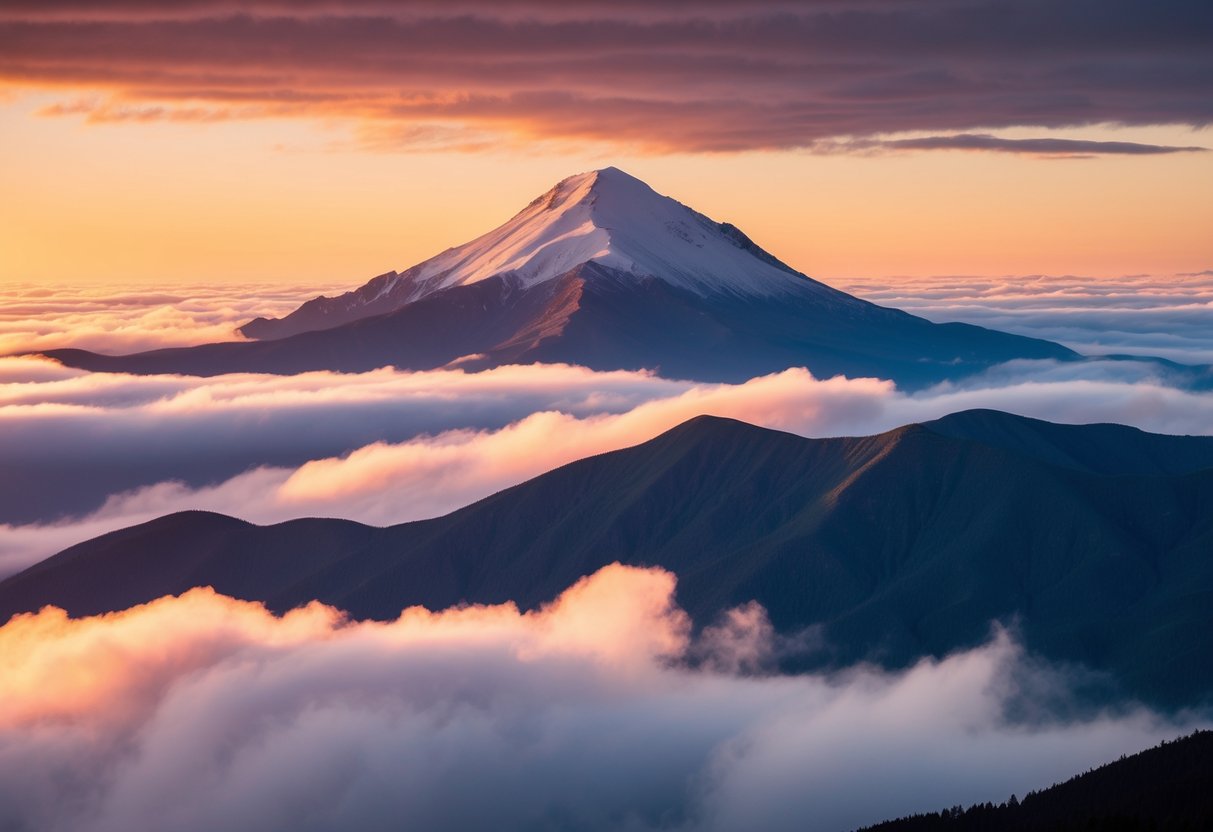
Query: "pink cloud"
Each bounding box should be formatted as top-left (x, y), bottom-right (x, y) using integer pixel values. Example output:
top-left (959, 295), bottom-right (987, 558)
top-left (0, 563), bottom-right (1199, 831)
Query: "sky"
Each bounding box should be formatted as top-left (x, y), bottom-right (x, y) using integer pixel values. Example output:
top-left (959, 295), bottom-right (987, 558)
top-left (1, 0), bottom-right (1211, 287)
top-left (2, 6), bottom-right (1213, 829)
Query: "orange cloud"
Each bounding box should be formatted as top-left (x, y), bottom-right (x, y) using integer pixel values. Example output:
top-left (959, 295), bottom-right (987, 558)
top-left (0, 563), bottom-right (1199, 831)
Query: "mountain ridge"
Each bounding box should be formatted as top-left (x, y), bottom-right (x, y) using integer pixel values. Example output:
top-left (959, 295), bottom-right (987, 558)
top-left (856, 731), bottom-right (1213, 832)
top-left (4, 408), bottom-right (1213, 709)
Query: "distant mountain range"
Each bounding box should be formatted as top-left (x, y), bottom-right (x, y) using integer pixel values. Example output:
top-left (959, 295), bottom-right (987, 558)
top-left (857, 730), bottom-right (1213, 832)
top-left (39, 168), bottom-right (1074, 386)
top-left (5, 408), bottom-right (1213, 709)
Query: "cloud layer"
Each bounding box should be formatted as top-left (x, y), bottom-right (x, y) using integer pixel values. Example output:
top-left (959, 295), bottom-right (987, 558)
top-left (1, 0), bottom-right (1210, 152)
top-left (7, 272), bottom-right (1211, 369)
top-left (0, 356), bottom-right (683, 525)
top-left (0, 282), bottom-right (343, 355)
top-left (0, 563), bottom-right (1199, 832)
top-left (838, 272), bottom-right (1213, 364)
top-left (5, 356), bottom-right (1213, 576)
top-left (3, 276), bottom-right (1211, 574)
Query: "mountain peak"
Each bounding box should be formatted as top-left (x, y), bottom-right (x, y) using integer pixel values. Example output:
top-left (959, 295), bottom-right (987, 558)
top-left (212, 167), bottom-right (1068, 388)
top-left (570, 165), bottom-right (645, 188)
top-left (397, 166), bottom-right (822, 301)
top-left (532, 165), bottom-right (655, 215)
top-left (561, 164), bottom-right (643, 186)
top-left (237, 166), bottom-right (861, 341)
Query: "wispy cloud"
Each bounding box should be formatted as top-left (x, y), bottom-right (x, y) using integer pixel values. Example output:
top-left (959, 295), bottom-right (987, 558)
top-left (838, 133), bottom-right (1208, 157)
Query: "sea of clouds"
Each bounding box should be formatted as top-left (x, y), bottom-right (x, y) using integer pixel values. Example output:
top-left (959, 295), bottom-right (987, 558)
top-left (1, 276), bottom-right (1211, 830)
top-left (1, 276), bottom-right (1212, 574)
top-left (837, 272), bottom-right (1213, 364)
top-left (0, 281), bottom-right (348, 355)
top-left (0, 564), bottom-right (1202, 832)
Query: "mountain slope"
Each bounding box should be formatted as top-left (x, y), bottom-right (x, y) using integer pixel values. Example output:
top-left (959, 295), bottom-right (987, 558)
top-left (858, 731), bottom-right (1213, 832)
top-left (38, 169), bottom-right (1076, 386)
top-left (239, 166), bottom-right (862, 340)
top-left (3, 410), bottom-right (1212, 708)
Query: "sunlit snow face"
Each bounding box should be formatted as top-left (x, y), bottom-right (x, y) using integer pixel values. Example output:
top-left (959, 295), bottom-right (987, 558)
top-left (359, 167), bottom-right (826, 302)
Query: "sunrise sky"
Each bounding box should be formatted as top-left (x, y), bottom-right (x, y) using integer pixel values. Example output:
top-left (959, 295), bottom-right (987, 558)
top-left (2, 0), bottom-right (1210, 287)
top-left (4, 8), bottom-right (1213, 828)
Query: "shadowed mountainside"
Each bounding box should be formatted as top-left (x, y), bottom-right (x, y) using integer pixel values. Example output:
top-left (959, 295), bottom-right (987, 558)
top-left (39, 266), bottom-right (1073, 387)
top-left (3, 409), bottom-right (1213, 708)
top-left (857, 730), bottom-right (1213, 832)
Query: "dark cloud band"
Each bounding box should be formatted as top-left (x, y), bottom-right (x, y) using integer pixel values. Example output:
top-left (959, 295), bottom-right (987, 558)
top-left (1, 0), bottom-right (1209, 152)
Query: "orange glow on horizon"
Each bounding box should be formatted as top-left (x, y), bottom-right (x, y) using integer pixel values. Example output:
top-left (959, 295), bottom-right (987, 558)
top-left (1, 94), bottom-right (1210, 288)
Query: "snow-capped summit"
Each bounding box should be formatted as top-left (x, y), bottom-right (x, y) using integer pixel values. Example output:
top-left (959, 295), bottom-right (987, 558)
top-left (57, 166), bottom-right (1075, 385)
top-left (403, 166), bottom-right (819, 299)
top-left (240, 167), bottom-right (840, 340)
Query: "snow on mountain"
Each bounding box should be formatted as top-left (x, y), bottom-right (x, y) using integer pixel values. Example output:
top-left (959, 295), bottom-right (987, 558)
top-left (58, 164), bottom-right (1077, 386)
top-left (241, 167), bottom-right (845, 340)
top-left (406, 166), bottom-right (824, 299)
